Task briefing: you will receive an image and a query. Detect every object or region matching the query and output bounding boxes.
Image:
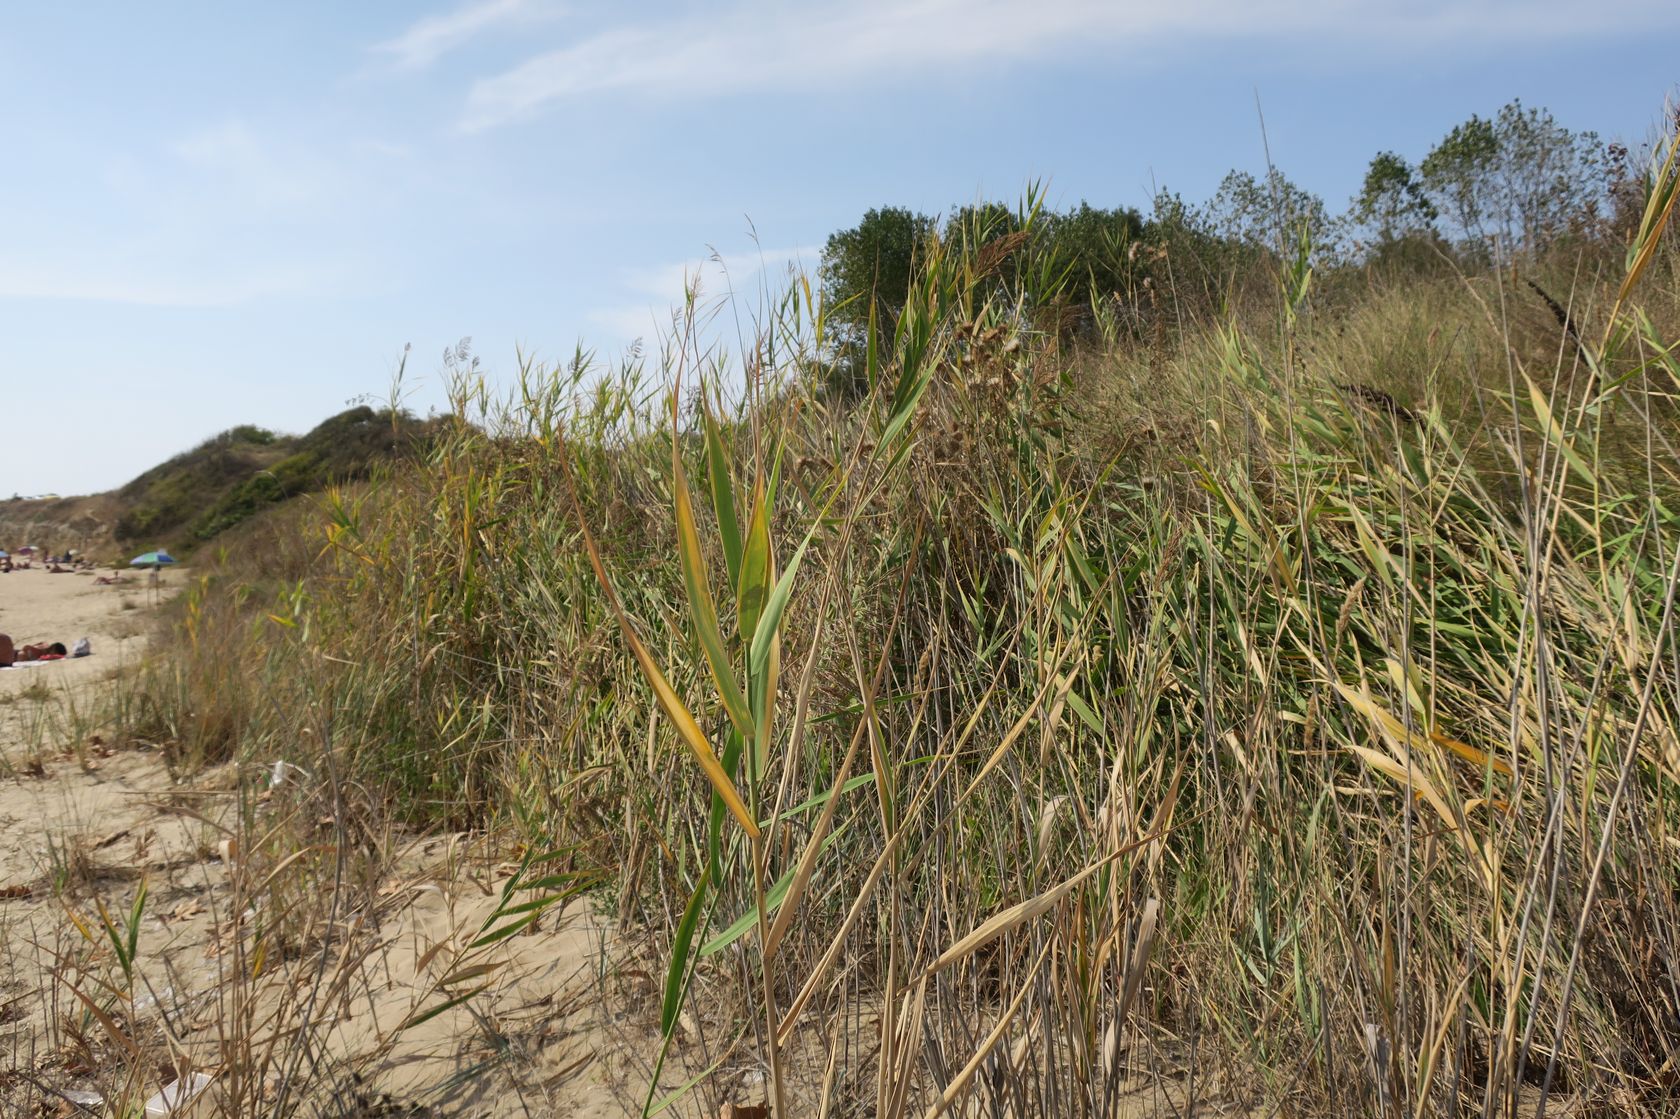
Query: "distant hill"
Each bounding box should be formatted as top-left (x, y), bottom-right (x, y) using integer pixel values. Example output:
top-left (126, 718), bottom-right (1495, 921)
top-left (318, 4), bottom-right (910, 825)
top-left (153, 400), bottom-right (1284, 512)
top-left (0, 406), bottom-right (439, 559)
top-left (0, 493), bottom-right (126, 558)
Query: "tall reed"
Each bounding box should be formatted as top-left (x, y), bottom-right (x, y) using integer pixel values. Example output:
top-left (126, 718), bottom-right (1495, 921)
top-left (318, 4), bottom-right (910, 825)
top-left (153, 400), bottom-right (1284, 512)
top-left (112, 128), bottom-right (1680, 1117)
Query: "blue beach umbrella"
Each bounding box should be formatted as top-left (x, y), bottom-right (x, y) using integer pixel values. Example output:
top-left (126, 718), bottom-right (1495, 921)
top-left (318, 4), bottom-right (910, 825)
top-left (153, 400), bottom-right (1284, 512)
top-left (130, 550), bottom-right (177, 567)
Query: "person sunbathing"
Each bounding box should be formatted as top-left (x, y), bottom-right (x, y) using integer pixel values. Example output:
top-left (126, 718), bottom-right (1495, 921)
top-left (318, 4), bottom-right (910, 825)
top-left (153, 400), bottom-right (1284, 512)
top-left (1, 638), bottom-right (68, 665)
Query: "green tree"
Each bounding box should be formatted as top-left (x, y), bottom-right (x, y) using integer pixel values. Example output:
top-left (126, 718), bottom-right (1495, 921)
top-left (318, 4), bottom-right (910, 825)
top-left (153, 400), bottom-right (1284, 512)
top-left (1140, 186), bottom-right (1231, 317)
top-left (1208, 168), bottom-right (1331, 255)
top-left (1354, 151), bottom-right (1437, 244)
top-left (1420, 100), bottom-right (1605, 254)
top-left (1041, 202), bottom-right (1146, 309)
top-left (1419, 114), bottom-right (1498, 246)
top-left (944, 201), bottom-right (1022, 255)
top-left (941, 200), bottom-right (1146, 331)
top-left (820, 206), bottom-right (937, 343)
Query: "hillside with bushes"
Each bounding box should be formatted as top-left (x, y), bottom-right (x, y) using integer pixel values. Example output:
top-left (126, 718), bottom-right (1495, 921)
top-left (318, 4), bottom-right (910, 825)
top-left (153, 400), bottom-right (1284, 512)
top-left (0, 406), bottom-right (439, 558)
top-left (114, 405), bottom-right (443, 548)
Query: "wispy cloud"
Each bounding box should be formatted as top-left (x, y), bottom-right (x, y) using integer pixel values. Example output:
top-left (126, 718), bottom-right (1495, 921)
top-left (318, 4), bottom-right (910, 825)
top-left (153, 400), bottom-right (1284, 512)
top-left (172, 120), bottom-right (337, 210)
top-left (589, 244), bottom-right (819, 344)
top-left (372, 0), bottom-right (544, 71)
top-left (619, 246), bottom-right (817, 301)
top-left (460, 0), bottom-right (1680, 130)
top-left (2, 118), bottom-right (380, 308)
top-left (0, 260), bottom-right (331, 307)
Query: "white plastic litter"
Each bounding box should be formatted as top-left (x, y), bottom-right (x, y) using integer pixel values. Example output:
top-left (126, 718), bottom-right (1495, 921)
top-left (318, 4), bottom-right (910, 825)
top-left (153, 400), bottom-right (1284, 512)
top-left (144, 1072), bottom-right (213, 1117)
top-left (268, 760), bottom-right (313, 788)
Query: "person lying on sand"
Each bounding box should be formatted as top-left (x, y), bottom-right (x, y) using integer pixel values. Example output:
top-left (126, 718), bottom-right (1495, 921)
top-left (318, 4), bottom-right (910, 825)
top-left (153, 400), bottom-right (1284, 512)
top-left (93, 573), bottom-right (123, 585)
top-left (0, 637), bottom-right (69, 666)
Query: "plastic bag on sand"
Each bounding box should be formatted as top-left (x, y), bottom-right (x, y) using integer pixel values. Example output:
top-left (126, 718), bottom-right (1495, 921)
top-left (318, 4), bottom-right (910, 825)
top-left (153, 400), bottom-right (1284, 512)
top-left (145, 1072), bottom-right (213, 1116)
top-left (72, 637), bottom-right (91, 658)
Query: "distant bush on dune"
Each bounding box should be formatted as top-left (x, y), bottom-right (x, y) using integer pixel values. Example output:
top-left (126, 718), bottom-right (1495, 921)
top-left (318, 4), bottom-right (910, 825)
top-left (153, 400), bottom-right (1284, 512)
top-left (110, 406), bottom-right (441, 549)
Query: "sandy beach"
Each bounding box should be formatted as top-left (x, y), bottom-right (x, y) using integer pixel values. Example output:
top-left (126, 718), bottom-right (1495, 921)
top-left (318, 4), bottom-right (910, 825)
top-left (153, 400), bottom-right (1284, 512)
top-left (0, 564), bottom-right (169, 699)
top-left (0, 565), bottom-right (698, 1117)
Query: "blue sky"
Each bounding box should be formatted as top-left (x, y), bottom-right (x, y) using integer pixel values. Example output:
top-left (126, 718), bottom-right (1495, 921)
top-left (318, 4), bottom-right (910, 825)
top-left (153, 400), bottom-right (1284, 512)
top-left (2, 1), bottom-right (1676, 497)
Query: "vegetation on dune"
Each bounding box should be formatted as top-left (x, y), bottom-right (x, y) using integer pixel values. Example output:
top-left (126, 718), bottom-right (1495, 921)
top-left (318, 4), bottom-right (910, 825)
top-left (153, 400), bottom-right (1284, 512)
top-left (111, 404), bottom-right (440, 549)
top-left (102, 100), bottom-right (1680, 1116)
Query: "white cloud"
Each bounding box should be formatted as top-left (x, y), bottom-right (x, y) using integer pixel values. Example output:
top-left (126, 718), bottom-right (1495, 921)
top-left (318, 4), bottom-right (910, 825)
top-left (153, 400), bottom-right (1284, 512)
top-left (460, 0), bottom-right (1680, 130)
top-left (587, 303), bottom-right (669, 341)
top-left (620, 246), bottom-right (806, 298)
top-left (172, 121), bottom-right (336, 209)
top-left (589, 244), bottom-right (820, 344)
top-left (0, 260), bottom-right (329, 307)
top-left (372, 0), bottom-right (544, 71)
top-left (0, 115), bottom-right (387, 308)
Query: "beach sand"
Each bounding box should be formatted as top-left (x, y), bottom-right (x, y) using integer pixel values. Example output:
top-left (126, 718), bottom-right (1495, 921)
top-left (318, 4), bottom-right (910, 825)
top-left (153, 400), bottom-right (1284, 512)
top-left (0, 566), bottom-right (705, 1117)
top-left (0, 564), bottom-right (165, 699)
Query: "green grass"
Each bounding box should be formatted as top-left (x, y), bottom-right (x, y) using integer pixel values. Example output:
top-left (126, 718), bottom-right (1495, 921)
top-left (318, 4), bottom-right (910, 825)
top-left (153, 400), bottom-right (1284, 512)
top-left (104, 138), bottom-right (1680, 1117)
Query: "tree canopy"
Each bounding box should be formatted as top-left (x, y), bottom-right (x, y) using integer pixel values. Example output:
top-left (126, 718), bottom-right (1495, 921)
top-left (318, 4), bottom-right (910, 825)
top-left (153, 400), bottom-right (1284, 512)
top-left (820, 206), bottom-right (937, 341)
top-left (814, 97), bottom-right (1635, 370)
top-left (1419, 100), bottom-right (1606, 254)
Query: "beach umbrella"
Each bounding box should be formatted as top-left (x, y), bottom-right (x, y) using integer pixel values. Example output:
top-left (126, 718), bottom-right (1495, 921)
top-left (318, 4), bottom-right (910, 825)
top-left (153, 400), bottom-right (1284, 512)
top-left (17, 545), bottom-right (35, 555)
top-left (0, 550), bottom-right (9, 558)
top-left (129, 550), bottom-right (178, 567)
